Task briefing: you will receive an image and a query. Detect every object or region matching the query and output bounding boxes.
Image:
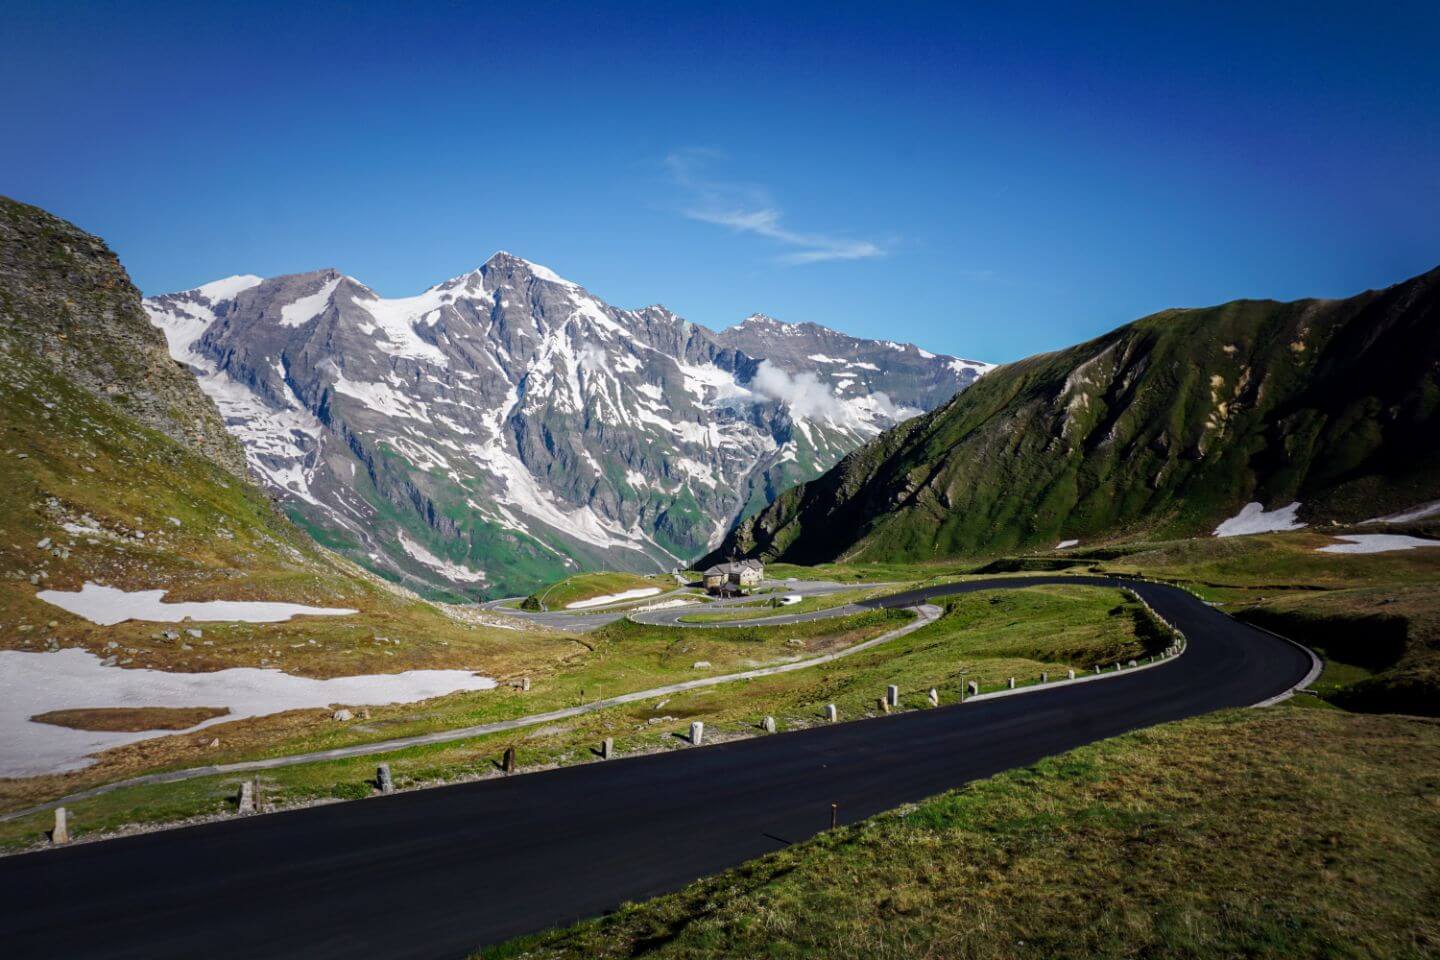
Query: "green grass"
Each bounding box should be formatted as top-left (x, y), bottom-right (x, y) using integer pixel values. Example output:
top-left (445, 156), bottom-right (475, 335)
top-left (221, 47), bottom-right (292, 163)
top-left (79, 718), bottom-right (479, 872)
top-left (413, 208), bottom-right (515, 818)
top-left (675, 587), bottom-right (896, 623)
top-left (1087, 531), bottom-right (1440, 715)
top-left (714, 271), bottom-right (1440, 569)
top-left (482, 706), bottom-right (1440, 959)
top-left (524, 572), bottom-right (677, 611)
top-left (0, 586), bottom-right (1153, 850)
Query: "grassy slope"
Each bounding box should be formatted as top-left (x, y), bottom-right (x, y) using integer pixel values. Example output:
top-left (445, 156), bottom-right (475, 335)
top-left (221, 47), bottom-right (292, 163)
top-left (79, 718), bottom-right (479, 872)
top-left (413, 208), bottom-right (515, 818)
top-left (675, 587), bottom-right (893, 623)
top-left (0, 350), bottom-right (568, 678)
top-left (1082, 528), bottom-right (1440, 714)
top-left (524, 572), bottom-right (677, 610)
top-left (713, 265), bottom-right (1440, 567)
top-left (0, 196), bottom-right (609, 824)
top-left (0, 586), bottom-right (1154, 849)
top-left (487, 707), bottom-right (1440, 960)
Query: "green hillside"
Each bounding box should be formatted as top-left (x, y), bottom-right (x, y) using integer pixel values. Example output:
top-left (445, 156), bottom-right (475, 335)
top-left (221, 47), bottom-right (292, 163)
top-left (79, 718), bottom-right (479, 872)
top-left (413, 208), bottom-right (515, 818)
top-left (708, 265), bottom-right (1440, 566)
top-left (0, 196), bottom-right (563, 684)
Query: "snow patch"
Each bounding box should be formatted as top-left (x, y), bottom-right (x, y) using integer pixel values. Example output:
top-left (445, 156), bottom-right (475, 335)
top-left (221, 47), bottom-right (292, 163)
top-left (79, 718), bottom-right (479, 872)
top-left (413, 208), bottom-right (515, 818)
top-left (1213, 502), bottom-right (1305, 537)
top-left (397, 530), bottom-right (486, 583)
top-left (1363, 500), bottom-right (1440, 525)
top-left (520, 258), bottom-right (579, 288)
top-left (36, 583), bottom-right (356, 626)
top-left (1055, 539), bottom-right (1079, 549)
top-left (0, 648), bottom-right (494, 776)
top-left (565, 587), bottom-right (661, 609)
top-left (1316, 534), bottom-right (1440, 555)
top-left (332, 370), bottom-right (433, 422)
top-left (949, 358), bottom-right (996, 377)
top-left (193, 274), bottom-right (263, 303)
top-left (352, 286), bottom-right (453, 365)
top-left (279, 276), bottom-right (341, 326)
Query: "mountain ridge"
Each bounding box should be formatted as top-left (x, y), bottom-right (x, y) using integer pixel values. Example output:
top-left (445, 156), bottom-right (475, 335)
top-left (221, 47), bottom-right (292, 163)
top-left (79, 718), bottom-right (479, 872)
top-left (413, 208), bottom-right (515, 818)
top-left (144, 252), bottom-right (991, 597)
top-left (706, 263), bottom-right (1440, 566)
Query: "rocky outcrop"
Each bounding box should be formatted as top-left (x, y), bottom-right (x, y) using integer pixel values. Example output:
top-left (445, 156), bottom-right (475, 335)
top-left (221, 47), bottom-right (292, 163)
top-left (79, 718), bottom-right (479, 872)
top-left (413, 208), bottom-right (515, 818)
top-left (0, 196), bottom-right (244, 475)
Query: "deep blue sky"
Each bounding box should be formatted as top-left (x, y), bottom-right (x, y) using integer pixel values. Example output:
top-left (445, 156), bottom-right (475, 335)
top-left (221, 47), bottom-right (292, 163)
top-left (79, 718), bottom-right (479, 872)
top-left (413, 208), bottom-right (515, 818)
top-left (3, 1), bottom-right (1437, 362)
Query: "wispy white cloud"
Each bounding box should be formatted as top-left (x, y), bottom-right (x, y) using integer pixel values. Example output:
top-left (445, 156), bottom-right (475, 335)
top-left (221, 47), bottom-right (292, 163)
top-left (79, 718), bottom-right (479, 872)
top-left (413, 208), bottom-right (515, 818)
top-left (665, 149), bottom-right (886, 265)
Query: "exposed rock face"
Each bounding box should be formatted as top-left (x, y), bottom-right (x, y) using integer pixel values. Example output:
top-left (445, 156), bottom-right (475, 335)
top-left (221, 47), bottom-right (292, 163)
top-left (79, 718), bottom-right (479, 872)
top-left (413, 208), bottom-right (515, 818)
top-left (143, 254), bottom-right (989, 598)
top-left (0, 196), bottom-right (244, 474)
top-left (708, 265), bottom-right (1440, 566)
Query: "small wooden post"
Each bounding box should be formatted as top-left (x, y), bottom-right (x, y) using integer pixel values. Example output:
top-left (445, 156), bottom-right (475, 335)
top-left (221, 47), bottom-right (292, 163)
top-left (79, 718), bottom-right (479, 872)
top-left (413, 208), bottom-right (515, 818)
top-left (503, 746), bottom-right (516, 773)
top-left (877, 697), bottom-right (889, 714)
top-left (51, 807), bottom-right (69, 845)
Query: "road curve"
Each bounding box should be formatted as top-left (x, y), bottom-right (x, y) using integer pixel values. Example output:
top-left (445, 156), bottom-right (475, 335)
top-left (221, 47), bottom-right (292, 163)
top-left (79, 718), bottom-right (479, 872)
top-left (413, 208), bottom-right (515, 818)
top-left (0, 577), bottom-right (1314, 960)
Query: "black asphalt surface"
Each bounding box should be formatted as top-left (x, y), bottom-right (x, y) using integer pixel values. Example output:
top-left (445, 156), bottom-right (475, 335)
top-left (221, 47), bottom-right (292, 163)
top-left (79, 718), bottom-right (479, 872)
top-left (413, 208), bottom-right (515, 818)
top-left (0, 576), bottom-right (1313, 960)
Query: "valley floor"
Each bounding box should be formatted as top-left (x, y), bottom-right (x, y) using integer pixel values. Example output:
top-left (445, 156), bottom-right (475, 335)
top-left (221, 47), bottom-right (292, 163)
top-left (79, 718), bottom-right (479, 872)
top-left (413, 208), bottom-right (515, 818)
top-left (0, 583), bottom-right (1154, 851)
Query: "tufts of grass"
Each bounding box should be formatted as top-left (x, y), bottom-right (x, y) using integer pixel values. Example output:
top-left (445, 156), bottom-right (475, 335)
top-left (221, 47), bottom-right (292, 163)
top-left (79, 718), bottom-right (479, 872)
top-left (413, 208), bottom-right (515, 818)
top-left (484, 706), bottom-right (1440, 959)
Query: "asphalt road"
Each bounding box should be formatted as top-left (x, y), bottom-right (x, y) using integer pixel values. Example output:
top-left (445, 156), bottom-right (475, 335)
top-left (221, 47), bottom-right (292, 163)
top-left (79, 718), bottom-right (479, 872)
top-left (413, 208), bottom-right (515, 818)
top-left (0, 576), bottom-right (1314, 960)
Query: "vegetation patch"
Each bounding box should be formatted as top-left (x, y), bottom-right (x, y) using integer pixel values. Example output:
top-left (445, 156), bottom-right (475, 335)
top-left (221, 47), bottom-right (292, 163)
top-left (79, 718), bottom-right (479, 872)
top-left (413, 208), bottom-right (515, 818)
top-left (29, 706), bottom-right (231, 732)
top-left (1091, 532), bottom-right (1440, 715)
top-left (483, 707), bottom-right (1440, 959)
top-left (523, 572), bottom-right (675, 611)
top-left (0, 587), bottom-right (1149, 850)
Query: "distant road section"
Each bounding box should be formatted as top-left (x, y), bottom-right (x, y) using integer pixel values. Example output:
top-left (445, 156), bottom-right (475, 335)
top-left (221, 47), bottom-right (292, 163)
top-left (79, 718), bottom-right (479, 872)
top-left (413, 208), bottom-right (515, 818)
top-left (0, 577), bottom-right (1314, 960)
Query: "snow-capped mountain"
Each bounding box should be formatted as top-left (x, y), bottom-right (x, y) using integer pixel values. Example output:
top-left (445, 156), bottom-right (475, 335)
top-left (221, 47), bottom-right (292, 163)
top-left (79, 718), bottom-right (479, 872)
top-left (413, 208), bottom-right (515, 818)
top-left (144, 253), bottom-right (991, 598)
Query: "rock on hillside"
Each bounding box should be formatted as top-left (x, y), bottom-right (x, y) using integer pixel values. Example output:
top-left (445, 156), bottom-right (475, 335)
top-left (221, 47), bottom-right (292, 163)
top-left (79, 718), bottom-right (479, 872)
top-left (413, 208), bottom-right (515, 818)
top-left (0, 196), bottom-right (244, 475)
top-left (710, 264), bottom-right (1440, 565)
top-left (144, 255), bottom-right (990, 598)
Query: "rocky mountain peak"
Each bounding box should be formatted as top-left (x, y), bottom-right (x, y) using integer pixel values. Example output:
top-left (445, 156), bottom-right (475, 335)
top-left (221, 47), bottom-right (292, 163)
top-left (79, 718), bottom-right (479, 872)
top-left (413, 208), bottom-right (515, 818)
top-left (144, 255), bottom-right (991, 598)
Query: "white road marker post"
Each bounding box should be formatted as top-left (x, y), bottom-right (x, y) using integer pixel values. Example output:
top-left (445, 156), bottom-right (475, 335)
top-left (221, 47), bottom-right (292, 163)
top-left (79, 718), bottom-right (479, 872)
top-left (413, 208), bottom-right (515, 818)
top-left (690, 721), bottom-right (704, 745)
top-left (237, 780), bottom-right (255, 815)
top-left (928, 688), bottom-right (939, 707)
top-left (602, 737), bottom-right (614, 760)
top-left (825, 703), bottom-right (838, 723)
top-left (376, 763), bottom-right (394, 795)
top-left (886, 685), bottom-right (900, 708)
top-left (52, 807), bottom-right (69, 844)
top-left (763, 716), bottom-right (776, 734)
top-left (967, 680), bottom-right (978, 698)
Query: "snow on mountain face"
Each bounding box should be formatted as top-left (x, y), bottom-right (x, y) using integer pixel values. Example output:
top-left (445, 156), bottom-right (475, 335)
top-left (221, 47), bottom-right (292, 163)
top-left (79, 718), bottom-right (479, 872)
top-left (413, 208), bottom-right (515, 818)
top-left (144, 254), bottom-right (989, 599)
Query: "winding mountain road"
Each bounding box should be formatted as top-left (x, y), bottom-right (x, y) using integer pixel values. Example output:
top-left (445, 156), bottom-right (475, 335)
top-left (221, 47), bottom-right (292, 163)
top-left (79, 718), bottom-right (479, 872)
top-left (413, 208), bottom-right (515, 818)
top-left (0, 576), bottom-right (1315, 960)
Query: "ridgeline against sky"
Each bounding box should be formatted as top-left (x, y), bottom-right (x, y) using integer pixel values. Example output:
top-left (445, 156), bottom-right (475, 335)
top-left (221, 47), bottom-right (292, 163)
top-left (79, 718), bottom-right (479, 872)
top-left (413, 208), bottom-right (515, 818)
top-left (2, 1), bottom-right (1437, 363)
